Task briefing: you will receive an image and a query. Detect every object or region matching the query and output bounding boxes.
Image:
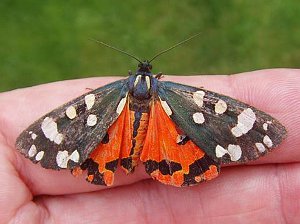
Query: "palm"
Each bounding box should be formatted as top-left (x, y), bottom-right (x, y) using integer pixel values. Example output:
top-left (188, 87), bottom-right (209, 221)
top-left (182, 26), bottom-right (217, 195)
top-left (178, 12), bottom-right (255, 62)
top-left (0, 69), bottom-right (299, 223)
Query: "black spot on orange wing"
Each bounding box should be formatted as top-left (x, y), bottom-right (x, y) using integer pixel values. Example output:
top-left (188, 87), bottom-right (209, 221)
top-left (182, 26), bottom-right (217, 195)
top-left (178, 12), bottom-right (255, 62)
top-left (80, 158), bottom-right (106, 185)
top-left (140, 99), bottom-right (220, 187)
top-left (101, 133), bottom-right (109, 144)
top-left (120, 157), bottom-right (133, 172)
top-left (183, 155), bottom-right (219, 186)
top-left (145, 160), bottom-right (182, 176)
top-left (105, 159), bottom-right (119, 171)
top-left (177, 135), bottom-right (190, 145)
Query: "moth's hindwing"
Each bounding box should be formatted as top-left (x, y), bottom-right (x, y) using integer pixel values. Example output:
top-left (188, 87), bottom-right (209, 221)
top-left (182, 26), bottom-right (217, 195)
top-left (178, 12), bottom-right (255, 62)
top-left (158, 81), bottom-right (287, 164)
top-left (140, 98), bottom-right (220, 186)
top-left (15, 79), bottom-right (129, 170)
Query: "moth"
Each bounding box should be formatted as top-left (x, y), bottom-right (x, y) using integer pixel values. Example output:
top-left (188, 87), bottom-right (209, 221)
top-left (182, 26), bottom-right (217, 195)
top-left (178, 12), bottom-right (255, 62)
top-left (15, 36), bottom-right (287, 187)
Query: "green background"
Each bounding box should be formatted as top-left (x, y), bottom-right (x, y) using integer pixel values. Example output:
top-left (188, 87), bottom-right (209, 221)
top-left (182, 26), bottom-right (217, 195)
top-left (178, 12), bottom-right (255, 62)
top-left (1, 0), bottom-right (299, 92)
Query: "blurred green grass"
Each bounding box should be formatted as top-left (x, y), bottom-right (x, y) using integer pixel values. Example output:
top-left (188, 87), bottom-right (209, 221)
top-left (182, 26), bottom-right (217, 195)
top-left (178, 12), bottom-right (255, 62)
top-left (0, 0), bottom-right (299, 92)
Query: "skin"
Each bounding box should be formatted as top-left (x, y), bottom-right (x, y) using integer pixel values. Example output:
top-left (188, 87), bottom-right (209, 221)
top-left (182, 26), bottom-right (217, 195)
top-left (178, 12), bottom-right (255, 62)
top-left (0, 68), bottom-right (299, 224)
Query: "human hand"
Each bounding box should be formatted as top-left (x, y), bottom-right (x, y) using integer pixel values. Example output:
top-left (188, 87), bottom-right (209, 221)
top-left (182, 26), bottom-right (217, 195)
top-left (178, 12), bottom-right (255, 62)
top-left (0, 69), bottom-right (299, 223)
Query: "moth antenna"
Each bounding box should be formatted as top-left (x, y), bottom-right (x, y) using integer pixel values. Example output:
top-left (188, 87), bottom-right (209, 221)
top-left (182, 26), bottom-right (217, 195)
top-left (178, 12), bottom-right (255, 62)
top-left (90, 38), bottom-right (143, 63)
top-left (149, 32), bottom-right (201, 63)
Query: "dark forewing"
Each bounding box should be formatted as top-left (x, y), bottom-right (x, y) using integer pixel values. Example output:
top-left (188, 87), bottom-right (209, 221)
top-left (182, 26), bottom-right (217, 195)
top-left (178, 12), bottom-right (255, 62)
top-left (158, 81), bottom-right (287, 164)
top-left (16, 79), bottom-right (129, 169)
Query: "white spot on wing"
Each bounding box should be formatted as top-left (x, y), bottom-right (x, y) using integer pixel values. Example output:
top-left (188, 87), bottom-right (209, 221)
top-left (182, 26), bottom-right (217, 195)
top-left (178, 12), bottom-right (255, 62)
top-left (56, 150), bottom-right (69, 168)
top-left (231, 127), bottom-right (242, 138)
top-left (227, 144), bottom-right (242, 161)
top-left (231, 108), bottom-right (256, 137)
top-left (159, 97), bottom-right (172, 116)
top-left (193, 90), bottom-right (205, 108)
top-left (193, 112), bottom-right (205, 124)
top-left (116, 95), bottom-right (127, 114)
top-left (31, 133), bottom-right (37, 140)
top-left (54, 134), bottom-right (63, 144)
top-left (85, 94), bottom-right (95, 110)
top-left (87, 114), bottom-right (97, 126)
top-left (70, 150), bottom-right (80, 163)
top-left (263, 123), bottom-right (268, 131)
top-left (41, 117), bottom-right (64, 144)
top-left (263, 135), bottom-right (273, 148)
top-left (215, 144), bottom-right (242, 161)
top-left (28, 145), bottom-right (37, 157)
top-left (215, 145), bottom-right (227, 158)
top-left (35, 151), bottom-right (44, 161)
top-left (56, 150), bottom-right (80, 168)
top-left (215, 99), bottom-right (227, 114)
top-left (255, 142), bottom-right (266, 153)
top-left (66, 106), bottom-right (77, 119)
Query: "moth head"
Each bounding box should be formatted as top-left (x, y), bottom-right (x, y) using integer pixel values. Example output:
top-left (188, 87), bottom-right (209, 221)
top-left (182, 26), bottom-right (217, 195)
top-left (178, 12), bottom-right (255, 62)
top-left (138, 60), bottom-right (152, 73)
top-left (129, 62), bottom-right (153, 100)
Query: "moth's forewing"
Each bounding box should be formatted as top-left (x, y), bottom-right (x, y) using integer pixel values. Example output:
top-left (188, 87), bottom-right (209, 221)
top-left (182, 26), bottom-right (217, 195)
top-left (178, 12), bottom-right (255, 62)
top-left (158, 81), bottom-right (287, 164)
top-left (16, 79), bottom-right (129, 170)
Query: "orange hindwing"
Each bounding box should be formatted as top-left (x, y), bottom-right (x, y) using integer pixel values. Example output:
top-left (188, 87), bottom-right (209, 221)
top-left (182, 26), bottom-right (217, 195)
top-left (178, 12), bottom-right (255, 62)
top-left (140, 99), bottom-right (220, 187)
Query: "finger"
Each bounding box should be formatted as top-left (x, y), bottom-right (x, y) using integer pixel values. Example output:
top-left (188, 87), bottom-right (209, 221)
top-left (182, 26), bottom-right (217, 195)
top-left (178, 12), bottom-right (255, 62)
top-left (0, 69), bottom-right (298, 196)
top-left (10, 163), bottom-right (300, 223)
top-left (0, 143), bottom-right (32, 223)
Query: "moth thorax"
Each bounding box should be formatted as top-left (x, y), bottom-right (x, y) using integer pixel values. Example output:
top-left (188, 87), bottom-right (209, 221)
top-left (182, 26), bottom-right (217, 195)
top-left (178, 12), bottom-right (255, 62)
top-left (131, 75), bottom-right (151, 100)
